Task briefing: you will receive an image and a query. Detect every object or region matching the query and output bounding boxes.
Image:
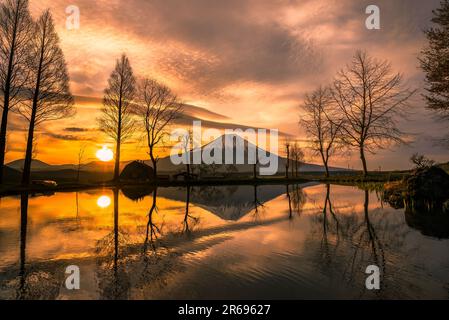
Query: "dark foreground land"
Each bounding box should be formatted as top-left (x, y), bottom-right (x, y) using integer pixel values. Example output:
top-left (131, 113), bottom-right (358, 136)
top-left (0, 168), bottom-right (412, 196)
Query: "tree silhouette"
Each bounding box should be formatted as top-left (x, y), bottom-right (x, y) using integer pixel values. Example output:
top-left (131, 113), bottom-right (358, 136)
top-left (410, 153), bottom-right (435, 169)
top-left (0, 0), bottom-right (33, 183)
top-left (77, 143), bottom-right (87, 182)
top-left (99, 54), bottom-right (136, 182)
top-left (96, 188), bottom-right (130, 299)
top-left (332, 51), bottom-right (415, 176)
top-left (284, 140), bottom-right (290, 178)
top-left (290, 142), bottom-right (304, 178)
top-left (301, 86), bottom-right (341, 177)
top-left (182, 185), bottom-right (199, 235)
top-left (420, 0), bottom-right (449, 145)
top-left (136, 78), bottom-right (181, 177)
top-left (18, 10), bottom-right (74, 185)
top-left (144, 188), bottom-right (161, 252)
top-left (179, 129), bottom-right (193, 178)
top-left (17, 192), bottom-right (28, 299)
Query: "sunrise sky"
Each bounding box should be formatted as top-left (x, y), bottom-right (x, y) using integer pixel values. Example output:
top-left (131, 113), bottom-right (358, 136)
top-left (5, 0), bottom-right (448, 170)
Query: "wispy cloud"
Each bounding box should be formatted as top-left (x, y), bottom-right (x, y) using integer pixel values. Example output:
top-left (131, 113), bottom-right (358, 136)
top-left (9, 0), bottom-right (446, 169)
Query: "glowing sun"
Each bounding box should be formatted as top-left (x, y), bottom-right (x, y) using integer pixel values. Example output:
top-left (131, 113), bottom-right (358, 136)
top-left (97, 195), bottom-right (111, 208)
top-left (96, 145), bottom-right (113, 162)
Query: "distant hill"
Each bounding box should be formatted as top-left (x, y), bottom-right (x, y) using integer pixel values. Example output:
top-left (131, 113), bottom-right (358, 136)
top-left (6, 135), bottom-right (349, 177)
top-left (157, 184), bottom-right (290, 220)
top-left (4, 159), bottom-right (116, 183)
top-left (152, 134), bottom-right (349, 175)
top-left (2, 166), bottom-right (21, 184)
top-left (6, 159), bottom-right (128, 173)
top-left (6, 159), bottom-right (54, 171)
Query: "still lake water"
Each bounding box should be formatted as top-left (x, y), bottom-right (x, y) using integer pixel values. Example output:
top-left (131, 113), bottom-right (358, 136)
top-left (0, 183), bottom-right (448, 300)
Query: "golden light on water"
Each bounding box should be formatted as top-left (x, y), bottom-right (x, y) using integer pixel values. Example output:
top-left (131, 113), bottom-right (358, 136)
top-left (97, 195), bottom-right (111, 208)
top-left (96, 146), bottom-right (114, 162)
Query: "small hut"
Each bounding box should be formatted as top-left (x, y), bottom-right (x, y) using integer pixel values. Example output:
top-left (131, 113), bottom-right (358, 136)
top-left (119, 161), bottom-right (154, 182)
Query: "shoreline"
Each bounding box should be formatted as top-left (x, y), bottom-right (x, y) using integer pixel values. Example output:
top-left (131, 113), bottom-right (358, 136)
top-left (0, 172), bottom-right (407, 196)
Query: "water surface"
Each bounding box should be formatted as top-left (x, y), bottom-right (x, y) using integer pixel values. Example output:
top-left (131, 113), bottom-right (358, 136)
top-left (0, 184), bottom-right (448, 299)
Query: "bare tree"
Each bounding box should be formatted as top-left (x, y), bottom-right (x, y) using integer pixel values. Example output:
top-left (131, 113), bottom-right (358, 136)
top-left (420, 0), bottom-right (449, 145)
top-left (136, 78), bottom-right (181, 177)
top-left (98, 54), bottom-right (136, 182)
top-left (284, 140), bottom-right (290, 178)
top-left (300, 86), bottom-right (341, 177)
top-left (410, 153), bottom-right (435, 169)
top-left (290, 142), bottom-right (304, 178)
top-left (30, 133), bottom-right (38, 160)
top-left (77, 143), bottom-right (87, 182)
top-left (0, 0), bottom-right (32, 183)
top-left (17, 10), bottom-right (74, 185)
top-left (4, 132), bottom-right (10, 156)
top-left (177, 128), bottom-right (193, 178)
top-left (332, 51), bottom-right (415, 176)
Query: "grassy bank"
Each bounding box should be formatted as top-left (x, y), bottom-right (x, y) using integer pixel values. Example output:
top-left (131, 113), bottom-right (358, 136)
top-left (0, 170), bottom-right (411, 196)
top-left (307, 171), bottom-right (408, 183)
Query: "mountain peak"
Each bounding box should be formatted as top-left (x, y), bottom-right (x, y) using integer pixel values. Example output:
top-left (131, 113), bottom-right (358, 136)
top-left (6, 159), bottom-right (52, 171)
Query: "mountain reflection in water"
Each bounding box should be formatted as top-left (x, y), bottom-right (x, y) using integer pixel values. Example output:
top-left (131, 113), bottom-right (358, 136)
top-left (0, 184), bottom-right (448, 300)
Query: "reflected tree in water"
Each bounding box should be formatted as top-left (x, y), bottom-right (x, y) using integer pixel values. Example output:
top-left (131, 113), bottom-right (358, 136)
top-left (286, 184), bottom-right (306, 220)
top-left (182, 186), bottom-right (199, 235)
top-left (337, 189), bottom-right (386, 291)
top-left (143, 188), bottom-right (162, 252)
top-left (309, 186), bottom-right (412, 298)
top-left (17, 193), bottom-right (28, 299)
top-left (317, 184), bottom-right (341, 265)
top-left (74, 192), bottom-right (82, 230)
top-left (96, 188), bottom-right (130, 300)
top-left (192, 185), bottom-right (238, 203)
top-left (136, 187), bottom-right (181, 296)
top-left (2, 193), bottom-right (62, 300)
top-left (323, 184), bottom-right (340, 235)
top-left (286, 185), bottom-right (292, 219)
top-left (252, 185), bottom-right (265, 221)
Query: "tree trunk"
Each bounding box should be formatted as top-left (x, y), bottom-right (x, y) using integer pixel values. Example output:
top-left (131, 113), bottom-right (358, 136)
top-left (23, 17), bottom-right (46, 186)
top-left (151, 153), bottom-right (157, 178)
top-left (0, 105), bottom-right (10, 184)
top-left (254, 185), bottom-right (259, 215)
top-left (21, 105), bottom-right (37, 185)
top-left (19, 192), bottom-right (28, 299)
top-left (295, 160), bottom-right (298, 178)
top-left (77, 164), bottom-right (81, 182)
top-left (114, 135), bottom-right (121, 182)
top-left (0, 3), bottom-right (19, 185)
top-left (183, 185), bottom-right (191, 233)
top-left (291, 161), bottom-right (294, 178)
top-left (113, 111), bottom-right (122, 182)
top-left (360, 147), bottom-right (368, 177)
top-left (113, 188), bottom-right (119, 276)
top-left (324, 164), bottom-right (330, 178)
top-left (286, 185), bottom-right (292, 219)
top-left (320, 151), bottom-right (330, 178)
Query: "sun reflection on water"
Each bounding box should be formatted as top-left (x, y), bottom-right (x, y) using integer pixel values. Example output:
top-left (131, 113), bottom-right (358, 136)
top-left (97, 195), bottom-right (111, 208)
